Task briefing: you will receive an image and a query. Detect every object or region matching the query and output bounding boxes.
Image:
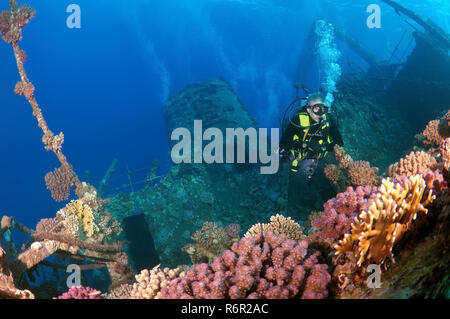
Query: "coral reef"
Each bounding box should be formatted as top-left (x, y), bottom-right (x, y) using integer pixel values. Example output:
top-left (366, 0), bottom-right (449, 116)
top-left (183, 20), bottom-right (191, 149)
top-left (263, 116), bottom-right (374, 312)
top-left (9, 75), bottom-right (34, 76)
top-left (1, 0), bottom-right (84, 199)
top-left (161, 232), bottom-right (331, 299)
top-left (106, 78), bottom-right (284, 266)
top-left (330, 145), bottom-right (380, 188)
top-left (423, 170), bottom-right (448, 196)
top-left (182, 222), bottom-right (240, 264)
top-left (337, 184), bottom-right (450, 299)
top-left (334, 145), bottom-right (353, 169)
top-left (388, 151), bottom-right (438, 178)
top-left (335, 175), bottom-right (435, 267)
top-left (324, 164), bottom-right (342, 186)
top-left (44, 165), bottom-right (75, 202)
top-left (0, 1), bottom-right (35, 44)
top-left (54, 286), bottom-right (102, 299)
top-left (0, 246), bottom-right (34, 299)
top-left (423, 120), bottom-right (444, 147)
top-left (65, 200), bottom-right (99, 238)
top-left (347, 161), bottom-right (379, 187)
top-left (108, 284), bottom-right (134, 299)
top-left (331, 251), bottom-right (364, 295)
top-left (1, 0), bottom-right (448, 301)
top-left (438, 110), bottom-right (450, 138)
top-left (244, 214), bottom-right (305, 241)
top-left (309, 186), bottom-right (376, 246)
top-left (131, 265), bottom-right (187, 299)
top-left (442, 138), bottom-right (450, 171)
top-left (35, 218), bottom-right (61, 234)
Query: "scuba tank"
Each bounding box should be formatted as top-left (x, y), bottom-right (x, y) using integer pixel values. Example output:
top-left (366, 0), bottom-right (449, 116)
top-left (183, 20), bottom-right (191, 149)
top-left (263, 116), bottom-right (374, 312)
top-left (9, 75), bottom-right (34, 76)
top-left (280, 83), bottom-right (309, 134)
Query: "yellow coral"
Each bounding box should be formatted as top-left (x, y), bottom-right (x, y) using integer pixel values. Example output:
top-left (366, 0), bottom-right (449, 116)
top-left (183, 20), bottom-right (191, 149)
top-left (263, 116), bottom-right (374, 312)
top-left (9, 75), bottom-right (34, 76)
top-left (335, 175), bottom-right (435, 267)
top-left (66, 199), bottom-right (99, 238)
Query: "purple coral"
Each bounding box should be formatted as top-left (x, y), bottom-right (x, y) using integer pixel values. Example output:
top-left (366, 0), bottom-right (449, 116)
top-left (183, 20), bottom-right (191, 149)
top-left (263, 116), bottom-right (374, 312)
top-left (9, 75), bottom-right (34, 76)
top-left (310, 186), bottom-right (377, 245)
top-left (161, 231), bottom-right (331, 299)
top-left (44, 165), bottom-right (74, 202)
top-left (54, 285), bottom-right (102, 299)
top-left (35, 217), bottom-right (61, 234)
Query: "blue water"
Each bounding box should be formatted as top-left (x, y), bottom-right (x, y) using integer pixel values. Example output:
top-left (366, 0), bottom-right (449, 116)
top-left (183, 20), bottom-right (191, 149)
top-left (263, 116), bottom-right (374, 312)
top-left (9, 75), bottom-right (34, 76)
top-left (0, 0), bottom-right (448, 232)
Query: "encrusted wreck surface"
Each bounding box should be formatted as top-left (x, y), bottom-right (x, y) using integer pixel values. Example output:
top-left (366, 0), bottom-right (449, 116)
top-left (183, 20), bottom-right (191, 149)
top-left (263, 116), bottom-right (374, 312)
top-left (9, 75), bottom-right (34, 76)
top-left (333, 72), bottom-right (414, 172)
top-left (163, 77), bottom-right (257, 147)
top-left (108, 78), bottom-right (284, 267)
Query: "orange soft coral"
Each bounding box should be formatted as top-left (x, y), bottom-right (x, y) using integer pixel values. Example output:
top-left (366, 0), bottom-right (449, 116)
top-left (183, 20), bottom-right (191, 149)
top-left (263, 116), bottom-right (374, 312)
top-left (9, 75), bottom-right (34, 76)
top-left (388, 151), bottom-right (438, 178)
top-left (324, 164), bottom-right (342, 185)
top-left (441, 138), bottom-right (450, 171)
top-left (347, 161), bottom-right (380, 187)
top-left (334, 145), bottom-right (353, 169)
top-left (335, 175), bottom-right (435, 267)
top-left (423, 120), bottom-right (444, 146)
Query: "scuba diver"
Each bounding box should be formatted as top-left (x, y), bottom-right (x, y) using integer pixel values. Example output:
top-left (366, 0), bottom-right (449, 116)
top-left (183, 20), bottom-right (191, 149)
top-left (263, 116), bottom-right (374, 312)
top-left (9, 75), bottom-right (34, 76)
top-left (280, 90), bottom-right (344, 179)
top-left (279, 86), bottom-right (344, 220)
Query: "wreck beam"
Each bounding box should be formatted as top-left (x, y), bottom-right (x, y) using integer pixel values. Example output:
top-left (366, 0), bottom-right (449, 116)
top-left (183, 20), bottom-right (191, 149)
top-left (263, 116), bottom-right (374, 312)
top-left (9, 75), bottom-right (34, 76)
top-left (381, 0), bottom-right (450, 50)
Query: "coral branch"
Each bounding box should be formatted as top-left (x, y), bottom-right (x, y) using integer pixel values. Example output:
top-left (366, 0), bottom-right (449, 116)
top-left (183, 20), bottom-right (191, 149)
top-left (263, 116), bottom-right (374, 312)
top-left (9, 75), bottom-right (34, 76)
top-left (1, 1), bottom-right (83, 200)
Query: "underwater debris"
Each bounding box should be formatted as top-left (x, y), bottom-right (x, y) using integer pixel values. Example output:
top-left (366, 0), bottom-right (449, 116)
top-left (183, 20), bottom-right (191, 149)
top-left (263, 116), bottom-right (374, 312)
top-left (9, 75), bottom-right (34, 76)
top-left (0, 246), bottom-right (34, 299)
top-left (244, 214), bottom-right (305, 241)
top-left (335, 175), bottom-right (435, 267)
top-left (1, 0), bottom-right (84, 199)
top-left (123, 214), bottom-right (159, 272)
top-left (182, 222), bottom-right (240, 264)
top-left (108, 79), bottom-right (281, 267)
top-left (161, 232), bottom-right (331, 299)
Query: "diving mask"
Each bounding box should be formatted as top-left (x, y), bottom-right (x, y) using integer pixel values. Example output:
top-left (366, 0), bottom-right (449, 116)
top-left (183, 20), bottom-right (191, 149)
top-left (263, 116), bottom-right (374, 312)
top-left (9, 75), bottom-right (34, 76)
top-left (309, 103), bottom-right (329, 116)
